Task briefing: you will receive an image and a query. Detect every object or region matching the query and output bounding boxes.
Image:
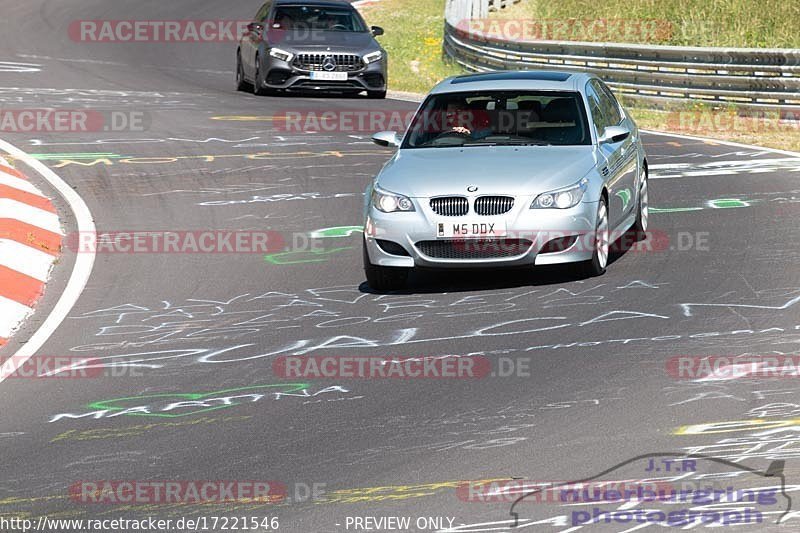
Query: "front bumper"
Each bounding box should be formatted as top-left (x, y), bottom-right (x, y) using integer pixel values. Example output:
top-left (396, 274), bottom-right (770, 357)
top-left (364, 198), bottom-right (599, 269)
top-left (260, 55), bottom-right (386, 92)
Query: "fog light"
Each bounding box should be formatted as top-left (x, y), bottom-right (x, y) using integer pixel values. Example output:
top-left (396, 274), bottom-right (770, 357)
top-left (540, 235), bottom-right (578, 254)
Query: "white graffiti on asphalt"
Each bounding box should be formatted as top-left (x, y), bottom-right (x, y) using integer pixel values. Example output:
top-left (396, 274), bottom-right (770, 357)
top-left (57, 284), bottom-right (800, 375)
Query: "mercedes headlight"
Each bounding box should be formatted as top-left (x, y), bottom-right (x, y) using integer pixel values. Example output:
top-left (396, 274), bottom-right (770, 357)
top-left (531, 178), bottom-right (589, 209)
top-left (363, 51), bottom-right (383, 64)
top-left (372, 186), bottom-right (414, 213)
top-left (269, 48), bottom-right (293, 62)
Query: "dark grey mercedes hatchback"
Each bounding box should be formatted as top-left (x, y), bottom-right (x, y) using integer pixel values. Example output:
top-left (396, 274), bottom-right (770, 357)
top-left (236, 0), bottom-right (388, 98)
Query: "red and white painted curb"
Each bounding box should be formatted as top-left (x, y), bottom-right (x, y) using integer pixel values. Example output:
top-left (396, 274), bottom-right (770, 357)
top-left (0, 155), bottom-right (63, 346)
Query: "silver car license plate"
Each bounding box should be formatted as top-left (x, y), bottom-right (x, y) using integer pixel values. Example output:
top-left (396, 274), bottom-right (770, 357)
top-left (437, 220), bottom-right (507, 238)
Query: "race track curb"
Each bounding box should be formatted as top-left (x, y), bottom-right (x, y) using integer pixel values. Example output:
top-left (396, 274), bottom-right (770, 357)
top-left (0, 155), bottom-right (63, 346)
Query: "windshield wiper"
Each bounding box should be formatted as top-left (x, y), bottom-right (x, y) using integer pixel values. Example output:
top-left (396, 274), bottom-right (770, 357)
top-left (463, 140), bottom-right (551, 147)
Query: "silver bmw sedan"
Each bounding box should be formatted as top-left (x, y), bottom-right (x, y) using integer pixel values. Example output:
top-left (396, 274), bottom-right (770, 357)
top-left (363, 70), bottom-right (649, 290)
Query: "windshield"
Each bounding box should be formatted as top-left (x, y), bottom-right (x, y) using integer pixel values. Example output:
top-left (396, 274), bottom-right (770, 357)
top-left (403, 90), bottom-right (592, 148)
top-left (271, 5), bottom-right (367, 32)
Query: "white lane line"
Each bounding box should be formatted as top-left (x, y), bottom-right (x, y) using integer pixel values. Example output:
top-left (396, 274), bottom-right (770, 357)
top-left (387, 90), bottom-right (424, 103)
top-left (0, 138), bottom-right (95, 383)
top-left (648, 157), bottom-right (800, 179)
top-left (641, 129), bottom-right (800, 158)
top-left (0, 239), bottom-right (57, 282)
top-left (0, 198), bottom-right (63, 234)
top-left (0, 61), bottom-right (41, 73)
top-left (649, 157), bottom-right (800, 179)
top-left (650, 157), bottom-right (800, 170)
top-left (0, 296), bottom-right (33, 339)
top-left (0, 171), bottom-right (43, 195)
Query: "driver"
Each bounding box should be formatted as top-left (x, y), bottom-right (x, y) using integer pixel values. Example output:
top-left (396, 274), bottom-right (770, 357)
top-left (443, 101), bottom-right (492, 139)
top-left (319, 13), bottom-right (341, 30)
top-left (275, 14), bottom-right (293, 29)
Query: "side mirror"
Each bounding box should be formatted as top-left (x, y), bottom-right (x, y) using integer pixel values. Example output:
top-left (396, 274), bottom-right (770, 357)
top-left (598, 125), bottom-right (630, 144)
top-left (247, 22), bottom-right (264, 33)
top-left (371, 26), bottom-right (384, 36)
top-left (372, 131), bottom-right (400, 148)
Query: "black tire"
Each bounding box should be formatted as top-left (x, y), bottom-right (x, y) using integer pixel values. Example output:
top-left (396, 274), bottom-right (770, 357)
top-left (252, 55), bottom-right (269, 96)
top-left (235, 52), bottom-right (249, 92)
top-left (363, 240), bottom-right (409, 291)
top-left (630, 168), bottom-right (649, 241)
top-left (577, 197), bottom-right (609, 277)
top-left (367, 89), bottom-right (387, 99)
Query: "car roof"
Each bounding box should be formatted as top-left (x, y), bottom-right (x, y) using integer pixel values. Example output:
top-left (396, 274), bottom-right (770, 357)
top-left (274, 0), bottom-right (355, 7)
top-left (430, 70), bottom-right (594, 95)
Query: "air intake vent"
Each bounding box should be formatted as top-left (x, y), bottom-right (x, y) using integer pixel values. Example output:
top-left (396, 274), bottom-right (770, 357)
top-left (416, 239), bottom-right (533, 259)
top-left (430, 197), bottom-right (469, 216)
top-left (293, 53), bottom-right (363, 72)
top-left (474, 196), bottom-right (514, 216)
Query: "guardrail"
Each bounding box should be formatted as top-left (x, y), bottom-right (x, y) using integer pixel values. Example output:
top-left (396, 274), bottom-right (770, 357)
top-left (447, 0), bottom-right (520, 23)
top-left (443, 0), bottom-right (800, 112)
top-left (488, 0), bottom-right (519, 11)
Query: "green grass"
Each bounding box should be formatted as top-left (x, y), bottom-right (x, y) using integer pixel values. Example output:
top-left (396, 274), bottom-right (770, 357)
top-left (497, 0), bottom-right (800, 48)
top-left (358, 0), bottom-right (799, 153)
top-left (623, 103), bottom-right (800, 153)
top-left (361, 0), bottom-right (462, 94)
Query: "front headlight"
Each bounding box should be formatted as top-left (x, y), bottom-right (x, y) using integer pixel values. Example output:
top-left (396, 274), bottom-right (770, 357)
top-left (531, 178), bottom-right (589, 209)
top-left (269, 47), bottom-right (293, 62)
top-left (372, 186), bottom-right (415, 213)
top-left (363, 51), bottom-right (383, 64)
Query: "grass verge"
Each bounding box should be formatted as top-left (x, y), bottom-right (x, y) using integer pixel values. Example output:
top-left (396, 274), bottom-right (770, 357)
top-left (496, 0), bottom-right (800, 48)
top-left (359, 0), bottom-right (799, 153)
top-left (624, 102), bottom-right (800, 153)
top-left (361, 0), bottom-right (461, 94)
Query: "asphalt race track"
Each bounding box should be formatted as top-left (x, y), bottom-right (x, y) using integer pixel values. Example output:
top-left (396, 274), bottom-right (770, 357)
top-left (1, 0), bottom-right (800, 532)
